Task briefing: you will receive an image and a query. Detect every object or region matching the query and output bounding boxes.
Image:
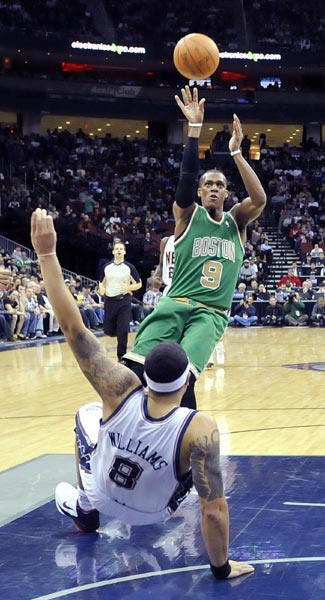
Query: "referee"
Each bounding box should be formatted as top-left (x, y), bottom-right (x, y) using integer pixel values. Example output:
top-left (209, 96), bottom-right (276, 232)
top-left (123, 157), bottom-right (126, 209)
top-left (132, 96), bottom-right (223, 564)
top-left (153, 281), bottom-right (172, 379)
top-left (100, 240), bottom-right (142, 361)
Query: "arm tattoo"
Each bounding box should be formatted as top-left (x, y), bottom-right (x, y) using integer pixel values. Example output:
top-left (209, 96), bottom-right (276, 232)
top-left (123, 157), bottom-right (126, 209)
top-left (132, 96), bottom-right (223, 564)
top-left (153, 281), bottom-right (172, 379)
top-left (71, 330), bottom-right (135, 398)
top-left (189, 428), bottom-right (224, 500)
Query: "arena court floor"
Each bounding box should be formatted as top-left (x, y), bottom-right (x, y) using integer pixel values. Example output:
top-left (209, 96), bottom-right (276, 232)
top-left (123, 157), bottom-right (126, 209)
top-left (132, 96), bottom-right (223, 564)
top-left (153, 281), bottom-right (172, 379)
top-left (0, 327), bottom-right (324, 600)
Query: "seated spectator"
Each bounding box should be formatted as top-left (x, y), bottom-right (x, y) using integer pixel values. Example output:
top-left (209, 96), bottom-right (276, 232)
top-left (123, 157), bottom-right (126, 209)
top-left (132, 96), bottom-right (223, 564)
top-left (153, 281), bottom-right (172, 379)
top-left (21, 284), bottom-right (47, 338)
top-left (233, 282), bottom-right (247, 301)
top-left (310, 243), bottom-right (323, 258)
top-left (304, 261), bottom-right (321, 286)
top-left (34, 281), bottom-right (60, 336)
top-left (278, 268), bottom-right (302, 289)
top-left (247, 279), bottom-right (258, 298)
top-left (249, 256), bottom-right (258, 280)
top-left (315, 281), bottom-right (325, 300)
top-left (230, 295), bottom-right (258, 328)
top-left (68, 284), bottom-right (98, 330)
top-left (300, 280), bottom-right (315, 300)
top-left (0, 289), bottom-right (15, 341)
top-left (310, 297), bottom-right (325, 327)
top-left (82, 285), bottom-right (104, 325)
top-left (263, 296), bottom-right (284, 327)
top-left (255, 254), bottom-right (269, 282)
top-left (130, 298), bottom-right (143, 327)
top-left (256, 283), bottom-right (270, 301)
top-left (289, 261), bottom-right (302, 278)
top-left (16, 251), bottom-right (32, 271)
top-left (145, 268), bottom-right (156, 291)
top-left (239, 258), bottom-right (256, 286)
top-left (315, 250), bottom-right (325, 267)
top-left (260, 237), bottom-right (273, 265)
top-left (142, 282), bottom-right (162, 318)
top-left (2, 289), bottom-right (26, 338)
top-left (283, 292), bottom-right (309, 326)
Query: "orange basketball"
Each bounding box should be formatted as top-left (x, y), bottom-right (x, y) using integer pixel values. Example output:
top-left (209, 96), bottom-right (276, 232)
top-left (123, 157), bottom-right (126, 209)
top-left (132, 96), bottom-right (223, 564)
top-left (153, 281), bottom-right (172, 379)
top-left (173, 33), bottom-right (220, 80)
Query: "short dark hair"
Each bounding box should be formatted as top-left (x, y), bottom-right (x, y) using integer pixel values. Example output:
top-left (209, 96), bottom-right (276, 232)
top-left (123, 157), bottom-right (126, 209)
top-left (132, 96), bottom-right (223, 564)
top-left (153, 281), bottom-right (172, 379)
top-left (144, 342), bottom-right (189, 394)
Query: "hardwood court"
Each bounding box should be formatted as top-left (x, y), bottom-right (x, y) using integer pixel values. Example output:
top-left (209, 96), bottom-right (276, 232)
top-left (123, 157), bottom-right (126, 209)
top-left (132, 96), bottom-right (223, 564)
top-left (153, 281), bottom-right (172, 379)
top-left (1, 327), bottom-right (324, 472)
top-left (1, 328), bottom-right (324, 600)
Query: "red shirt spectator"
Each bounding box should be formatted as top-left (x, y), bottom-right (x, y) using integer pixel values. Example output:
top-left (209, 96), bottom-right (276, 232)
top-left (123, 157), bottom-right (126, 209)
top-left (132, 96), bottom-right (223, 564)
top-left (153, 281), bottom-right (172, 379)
top-left (278, 269), bottom-right (302, 288)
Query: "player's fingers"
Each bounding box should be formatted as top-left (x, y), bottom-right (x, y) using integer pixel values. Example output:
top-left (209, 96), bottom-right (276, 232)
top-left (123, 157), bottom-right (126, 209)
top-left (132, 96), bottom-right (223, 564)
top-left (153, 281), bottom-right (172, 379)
top-left (184, 85), bottom-right (192, 103)
top-left (45, 215), bottom-right (53, 231)
top-left (199, 98), bottom-right (205, 111)
top-left (174, 95), bottom-right (185, 109)
top-left (34, 207), bottom-right (44, 233)
top-left (228, 561), bottom-right (254, 578)
top-left (31, 211), bottom-right (37, 236)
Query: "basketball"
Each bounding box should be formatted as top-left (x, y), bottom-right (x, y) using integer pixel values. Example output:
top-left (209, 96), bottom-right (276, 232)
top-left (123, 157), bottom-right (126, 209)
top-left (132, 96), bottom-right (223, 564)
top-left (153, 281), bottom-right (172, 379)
top-left (173, 33), bottom-right (220, 80)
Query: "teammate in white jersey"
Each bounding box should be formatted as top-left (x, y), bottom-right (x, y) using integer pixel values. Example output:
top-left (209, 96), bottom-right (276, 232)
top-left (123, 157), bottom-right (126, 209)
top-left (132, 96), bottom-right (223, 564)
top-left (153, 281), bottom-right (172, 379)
top-left (154, 234), bottom-right (225, 366)
top-left (30, 208), bottom-right (254, 582)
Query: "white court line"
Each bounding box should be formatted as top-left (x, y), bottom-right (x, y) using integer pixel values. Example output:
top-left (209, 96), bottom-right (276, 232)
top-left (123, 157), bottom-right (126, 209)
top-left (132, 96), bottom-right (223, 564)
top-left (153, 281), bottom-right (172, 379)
top-left (284, 502), bottom-right (325, 507)
top-left (32, 556), bottom-right (325, 600)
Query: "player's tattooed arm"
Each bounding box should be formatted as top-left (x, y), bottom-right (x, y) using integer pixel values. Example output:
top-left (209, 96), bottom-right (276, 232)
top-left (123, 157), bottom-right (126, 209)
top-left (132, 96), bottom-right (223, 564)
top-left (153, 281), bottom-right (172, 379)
top-left (70, 329), bottom-right (140, 404)
top-left (189, 428), bottom-right (224, 500)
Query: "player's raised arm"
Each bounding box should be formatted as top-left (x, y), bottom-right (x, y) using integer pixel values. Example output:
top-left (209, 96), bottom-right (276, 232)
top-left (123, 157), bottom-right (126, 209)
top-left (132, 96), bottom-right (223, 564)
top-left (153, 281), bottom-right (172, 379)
top-left (30, 209), bottom-right (140, 408)
top-left (173, 86), bottom-right (205, 237)
top-left (229, 114), bottom-right (267, 230)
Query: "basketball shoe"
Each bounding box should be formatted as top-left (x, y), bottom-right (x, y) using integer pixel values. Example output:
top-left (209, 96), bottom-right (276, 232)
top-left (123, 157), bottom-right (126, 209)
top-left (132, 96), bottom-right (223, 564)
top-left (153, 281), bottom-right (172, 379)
top-left (55, 482), bottom-right (99, 533)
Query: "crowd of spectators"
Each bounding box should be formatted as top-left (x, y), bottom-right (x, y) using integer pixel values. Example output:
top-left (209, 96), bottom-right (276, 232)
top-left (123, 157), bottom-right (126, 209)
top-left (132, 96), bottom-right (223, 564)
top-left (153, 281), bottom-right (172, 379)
top-left (104, 0), bottom-right (238, 51)
top-left (0, 120), bottom-right (324, 340)
top-left (0, 0), bottom-right (323, 60)
top-left (0, 0), bottom-right (97, 36)
top-left (2, 234), bottom-right (325, 343)
top-left (243, 0), bottom-right (325, 53)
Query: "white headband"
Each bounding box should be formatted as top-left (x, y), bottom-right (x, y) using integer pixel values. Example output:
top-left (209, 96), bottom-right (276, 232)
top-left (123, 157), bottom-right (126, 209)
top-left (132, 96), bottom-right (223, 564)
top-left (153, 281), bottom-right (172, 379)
top-left (144, 362), bottom-right (190, 393)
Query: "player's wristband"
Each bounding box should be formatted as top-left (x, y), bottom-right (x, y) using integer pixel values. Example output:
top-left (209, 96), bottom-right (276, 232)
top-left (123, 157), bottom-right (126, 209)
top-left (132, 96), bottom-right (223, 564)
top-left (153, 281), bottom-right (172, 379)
top-left (188, 122), bottom-right (203, 127)
top-left (210, 560), bottom-right (231, 580)
top-left (37, 252), bottom-right (57, 257)
top-left (230, 149), bottom-right (241, 156)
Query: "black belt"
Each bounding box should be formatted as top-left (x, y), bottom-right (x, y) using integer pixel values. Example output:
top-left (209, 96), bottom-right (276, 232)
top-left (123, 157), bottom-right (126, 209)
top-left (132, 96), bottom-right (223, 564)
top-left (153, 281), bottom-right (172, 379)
top-left (106, 294), bottom-right (129, 300)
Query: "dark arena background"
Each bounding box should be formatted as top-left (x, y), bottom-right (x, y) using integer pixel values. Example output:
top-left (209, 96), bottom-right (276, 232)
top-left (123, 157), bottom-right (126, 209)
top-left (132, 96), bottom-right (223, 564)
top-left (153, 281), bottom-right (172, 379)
top-left (0, 1), bottom-right (324, 599)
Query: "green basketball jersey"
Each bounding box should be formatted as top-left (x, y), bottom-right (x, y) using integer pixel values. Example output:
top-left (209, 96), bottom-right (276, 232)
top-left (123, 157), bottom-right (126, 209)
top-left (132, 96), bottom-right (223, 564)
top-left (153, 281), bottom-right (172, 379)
top-left (167, 205), bottom-right (244, 309)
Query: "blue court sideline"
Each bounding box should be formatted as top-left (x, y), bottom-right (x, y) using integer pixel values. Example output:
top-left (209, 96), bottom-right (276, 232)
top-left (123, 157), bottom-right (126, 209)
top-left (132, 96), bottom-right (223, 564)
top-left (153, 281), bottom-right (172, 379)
top-left (0, 456), bottom-right (324, 600)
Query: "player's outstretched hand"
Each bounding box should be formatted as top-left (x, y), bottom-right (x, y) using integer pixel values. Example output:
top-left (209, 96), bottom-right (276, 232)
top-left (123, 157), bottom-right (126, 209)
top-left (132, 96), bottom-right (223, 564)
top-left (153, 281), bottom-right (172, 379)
top-left (229, 113), bottom-right (244, 154)
top-left (175, 85), bottom-right (205, 125)
top-left (227, 560), bottom-right (254, 579)
top-left (31, 208), bottom-right (57, 257)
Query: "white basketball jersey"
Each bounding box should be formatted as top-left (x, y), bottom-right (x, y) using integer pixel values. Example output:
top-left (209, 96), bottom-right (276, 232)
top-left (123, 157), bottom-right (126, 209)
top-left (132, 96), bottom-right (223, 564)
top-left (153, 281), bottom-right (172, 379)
top-left (162, 235), bottom-right (175, 295)
top-left (88, 387), bottom-right (195, 525)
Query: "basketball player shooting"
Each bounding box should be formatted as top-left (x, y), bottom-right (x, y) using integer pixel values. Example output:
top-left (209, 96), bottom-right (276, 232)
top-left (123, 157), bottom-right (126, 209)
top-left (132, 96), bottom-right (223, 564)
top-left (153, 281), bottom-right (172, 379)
top-left (124, 86), bottom-right (267, 409)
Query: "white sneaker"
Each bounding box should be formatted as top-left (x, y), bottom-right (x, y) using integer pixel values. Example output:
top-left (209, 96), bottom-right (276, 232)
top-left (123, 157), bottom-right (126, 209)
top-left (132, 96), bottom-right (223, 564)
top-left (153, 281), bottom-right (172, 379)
top-left (215, 342), bottom-right (225, 365)
top-left (55, 482), bottom-right (99, 532)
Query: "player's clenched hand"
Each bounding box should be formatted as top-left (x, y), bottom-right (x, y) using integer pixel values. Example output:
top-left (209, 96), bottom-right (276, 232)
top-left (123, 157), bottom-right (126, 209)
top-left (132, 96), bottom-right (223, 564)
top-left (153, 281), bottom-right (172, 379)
top-left (227, 560), bottom-right (254, 579)
top-left (31, 208), bottom-right (57, 256)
